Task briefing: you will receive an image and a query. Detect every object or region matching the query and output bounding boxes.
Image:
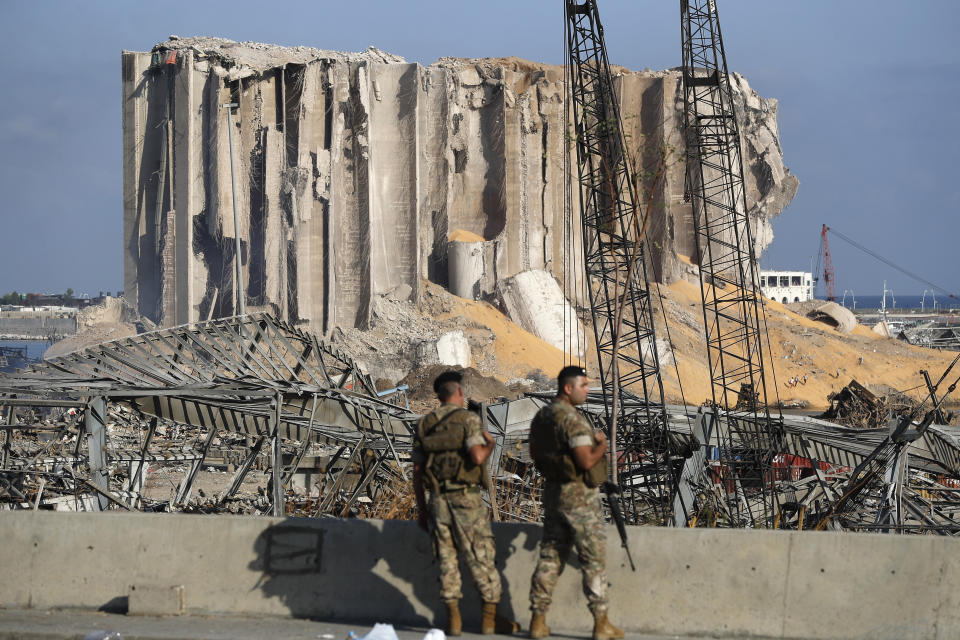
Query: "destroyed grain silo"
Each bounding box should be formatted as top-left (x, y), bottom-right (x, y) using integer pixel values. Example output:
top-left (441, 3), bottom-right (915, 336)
top-left (121, 37), bottom-right (797, 333)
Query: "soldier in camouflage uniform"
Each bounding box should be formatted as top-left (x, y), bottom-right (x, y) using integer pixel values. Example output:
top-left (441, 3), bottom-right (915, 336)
top-left (527, 366), bottom-right (624, 640)
top-left (413, 370), bottom-right (519, 636)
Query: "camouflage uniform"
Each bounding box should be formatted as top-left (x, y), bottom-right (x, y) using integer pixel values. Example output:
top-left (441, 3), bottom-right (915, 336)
top-left (414, 404), bottom-right (501, 604)
top-left (529, 400), bottom-right (608, 614)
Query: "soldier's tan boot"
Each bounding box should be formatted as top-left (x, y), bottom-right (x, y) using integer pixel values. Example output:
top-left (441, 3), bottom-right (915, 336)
top-left (591, 610), bottom-right (624, 640)
top-left (481, 601), bottom-right (519, 635)
top-left (445, 600), bottom-right (462, 637)
top-left (528, 611), bottom-right (550, 639)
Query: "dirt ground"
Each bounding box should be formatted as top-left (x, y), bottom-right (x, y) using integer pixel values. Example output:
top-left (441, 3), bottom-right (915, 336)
top-left (404, 277), bottom-right (958, 412)
top-left (51, 279), bottom-right (959, 414)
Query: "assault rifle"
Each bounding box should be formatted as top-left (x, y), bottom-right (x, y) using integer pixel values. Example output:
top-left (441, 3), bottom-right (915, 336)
top-left (601, 481), bottom-right (635, 571)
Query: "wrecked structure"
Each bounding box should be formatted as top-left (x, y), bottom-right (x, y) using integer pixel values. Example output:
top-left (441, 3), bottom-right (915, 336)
top-left (122, 37), bottom-right (797, 333)
top-left (1, 314), bottom-right (960, 535)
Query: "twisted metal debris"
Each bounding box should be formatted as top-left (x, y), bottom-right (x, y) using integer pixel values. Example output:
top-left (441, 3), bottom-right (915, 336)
top-left (2, 313), bottom-right (960, 535)
top-left (0, 313), bottom-right (417, 516)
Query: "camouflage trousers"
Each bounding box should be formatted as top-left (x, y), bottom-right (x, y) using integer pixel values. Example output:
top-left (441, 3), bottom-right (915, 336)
top-left (429, 490), bottom-right (501, 603)
top-left (529, 482), bottom-right (608, 614)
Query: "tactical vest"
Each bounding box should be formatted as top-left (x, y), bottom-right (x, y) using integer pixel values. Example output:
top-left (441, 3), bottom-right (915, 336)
top-left (531, 404), bottom-right (607, 488)
top-left (418, 408), bottom-right (483, 492)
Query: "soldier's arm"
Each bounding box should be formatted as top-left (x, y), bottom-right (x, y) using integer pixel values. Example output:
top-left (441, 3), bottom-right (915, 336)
top-left (571, 429), bottom-right (608, 471)
top-left (468, 430), bottom-right (495, 465)
top-left (464, 412), bottom-right (494, 465)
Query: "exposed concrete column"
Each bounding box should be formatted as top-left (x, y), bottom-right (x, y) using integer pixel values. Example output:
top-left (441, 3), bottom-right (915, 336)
top-left (84, 397), bottom-right (109, 511)
top-left (367, 62), bottom-right (421, 300)
top-left (329, 62), bottom-right (372, 329)
top-left (417, 66), bottom-right (451, 289)
top-left (121, 51), bottom-right (151, 313)
top-left (172, 50), bottom-right (198, 324)
top-left (448, 239), bottom-right (484, 299)
top-left (293, 61), bottom-right (328, 328)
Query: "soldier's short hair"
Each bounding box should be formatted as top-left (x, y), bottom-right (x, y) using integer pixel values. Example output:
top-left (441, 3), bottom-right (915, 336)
top-left (557, 365), bottom-right (588, 393)
top-left (433, 370), bottom-right (463, 401)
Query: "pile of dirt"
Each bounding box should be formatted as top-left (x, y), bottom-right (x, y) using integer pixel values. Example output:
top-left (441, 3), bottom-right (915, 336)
top-left (399, 364), bottom-right (511, 404)
top-left (649, 274), bottom-right (960, 410)
top-left (44, 297), bottom-right (151, 360)
top-left (330, 280), bottom-right (568, 389)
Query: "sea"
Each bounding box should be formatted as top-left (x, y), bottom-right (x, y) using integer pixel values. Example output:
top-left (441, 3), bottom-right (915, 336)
top-left (0, 339), bottom-right (52, 362)
top-left (834, 294), bottom-right (955, 312)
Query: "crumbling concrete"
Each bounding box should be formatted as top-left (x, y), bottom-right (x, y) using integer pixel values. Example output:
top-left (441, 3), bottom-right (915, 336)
top-left (806, 301), bottom-right (857, 335)
top-left (497, 269), bottom-right (586, 358)
top-left (122, 38), bottom-right (797, 335)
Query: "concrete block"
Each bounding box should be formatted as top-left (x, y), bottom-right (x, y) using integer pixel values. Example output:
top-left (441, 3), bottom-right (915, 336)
top-left (7, 511), bottom-right (960, 638)
top-left (497, 269), bottom-right (585, 357)
top-left (782, 532), bottom-right (944, 639)
top-left (641, 337), bottom-right (675, 366)
top-left (436, 330), bottom-right (470, 367)
top-left (128, 584), bottom-right (185, 616)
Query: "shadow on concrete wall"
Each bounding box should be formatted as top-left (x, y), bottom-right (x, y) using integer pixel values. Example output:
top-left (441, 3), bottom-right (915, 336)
top-left (248, 516), bottom-right (541, 630)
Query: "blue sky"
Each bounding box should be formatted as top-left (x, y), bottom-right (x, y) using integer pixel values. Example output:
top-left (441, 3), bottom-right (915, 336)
top-left (0, 1), bottom-right (957, 299)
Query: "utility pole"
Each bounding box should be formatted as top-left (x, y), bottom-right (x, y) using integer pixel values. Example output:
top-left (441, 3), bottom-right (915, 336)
top-left (223, 102), bottom-right (246, 316)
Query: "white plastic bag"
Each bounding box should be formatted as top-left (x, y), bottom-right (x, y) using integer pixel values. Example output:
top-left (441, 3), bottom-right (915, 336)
top-left (361, 623), bottom-right (399, 640)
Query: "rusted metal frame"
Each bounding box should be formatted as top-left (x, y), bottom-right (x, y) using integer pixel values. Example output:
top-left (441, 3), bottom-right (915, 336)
top-left (193, 323), bottom-right (257, 378)
top-left (263, 323), bottom-right (325, 386)
top-left (271, 392), bottom-right (285, 517)
top-left (122, 334), bottom-right (203, 384)
top-left (237, 322), bottom-right (293, 380)
top-left (308, 335), bottom-right (335, 385)
top-left (221, 435), bottom-right (267, 501)
top-left (90, 341), bottom-right (180, 387)
top-left (2, 400), bottom-right (14, 469)
top-left (163, 328), bottom-right (240, 379)
top-left (281, 393), bottom-right (318, 485)
top-left (0, 473), bottom-right (26, 500)
top-left (182, 323), bottom-right (249, 378)
top-left (126, 417), bottom-right (158, 505)
top-left (84, 396), bottom-right (110, 511)
top-left (150, 330), bottom-right (216, 381)
top-left (339, 448), bottom-right (388, 517)
top-left (211, 321), bottom-right (282, 382)
top-left (318, 434), bottom-right (366, 515)
top-left (174, 400), bottom-right (220, 505)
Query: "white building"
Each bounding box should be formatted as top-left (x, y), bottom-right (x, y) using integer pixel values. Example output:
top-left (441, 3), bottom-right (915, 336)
top-left (759, 270), bottom-right (813, 304)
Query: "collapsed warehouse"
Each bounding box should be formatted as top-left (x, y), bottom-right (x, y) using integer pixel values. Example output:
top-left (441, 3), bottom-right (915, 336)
top-left (2, 314), bottom-right (960, 534)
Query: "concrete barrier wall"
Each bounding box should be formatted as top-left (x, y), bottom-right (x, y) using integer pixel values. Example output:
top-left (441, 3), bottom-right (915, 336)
top-left (0, 315), bottom-right (76, 338)
top-left (0, 511), bottom-right (958, 639)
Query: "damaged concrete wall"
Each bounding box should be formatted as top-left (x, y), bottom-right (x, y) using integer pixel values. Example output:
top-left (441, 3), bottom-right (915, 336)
top-left (122, 38), bottom-right (797, 333)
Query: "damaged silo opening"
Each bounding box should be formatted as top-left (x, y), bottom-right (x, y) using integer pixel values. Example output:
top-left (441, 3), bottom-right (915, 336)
top-left (122, 37), bottom-right (797, 334)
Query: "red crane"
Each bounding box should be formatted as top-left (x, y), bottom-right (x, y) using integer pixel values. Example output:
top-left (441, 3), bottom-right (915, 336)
top-left (816, 224), bottom-right (837, 301)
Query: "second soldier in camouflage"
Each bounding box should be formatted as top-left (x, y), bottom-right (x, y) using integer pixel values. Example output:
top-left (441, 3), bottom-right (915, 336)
top-left (527, 366), bottom-right (624, 640)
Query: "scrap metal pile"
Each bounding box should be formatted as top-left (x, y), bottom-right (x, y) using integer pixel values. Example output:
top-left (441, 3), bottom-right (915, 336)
top-left (2, 313), bottom-right (960, 535)
top-left (483, 386), bottom-right (960, 534)
top-left (0, 313), bottom-right (418, 517)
